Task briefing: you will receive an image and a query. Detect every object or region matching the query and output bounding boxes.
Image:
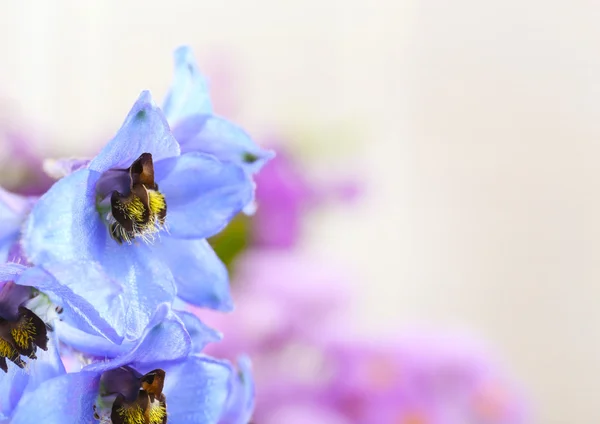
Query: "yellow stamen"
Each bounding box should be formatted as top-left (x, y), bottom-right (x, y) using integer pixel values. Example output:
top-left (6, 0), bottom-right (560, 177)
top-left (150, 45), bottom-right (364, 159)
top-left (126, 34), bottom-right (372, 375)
top-left (118, 403), bottom-right (145, 424)
top-left (11, 318), bottom-right (36, 349)
top-left (148, 190), bottom-right (166, 216)
top-left (0, 339), bottom-right (15, 357)
top-left (125, 196), bottom-right (147, 224)
top-left (148, 400), bottom-right (167, 424)
top-left (117, 398), bottom-right (166, 424)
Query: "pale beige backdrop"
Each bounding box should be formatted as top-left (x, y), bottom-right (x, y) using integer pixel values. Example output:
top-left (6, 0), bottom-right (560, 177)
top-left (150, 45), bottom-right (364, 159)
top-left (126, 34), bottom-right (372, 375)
top-left (1, 1), bottom-right (599, 423)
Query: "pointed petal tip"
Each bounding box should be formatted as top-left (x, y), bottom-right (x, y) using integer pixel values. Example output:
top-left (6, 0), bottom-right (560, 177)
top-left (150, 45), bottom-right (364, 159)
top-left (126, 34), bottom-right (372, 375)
top-left (132, 90), bottom-right (158, 115)
top-left (164, 46), bottom-right (213, 122)
top-left (246, 147), bottom-right (276, 172)
top-left (218, 298), bottom-right (235, 313)
top-left (212, 285), bottom-right (235, 312)
top-left (174, 45), bottom-right (194, 62)
top-left (264, 148), bottom-right (276, 160)
top-left (236, 355), bottom-right (252, 370)
top-left (89, 91), bottom-right (179, 172)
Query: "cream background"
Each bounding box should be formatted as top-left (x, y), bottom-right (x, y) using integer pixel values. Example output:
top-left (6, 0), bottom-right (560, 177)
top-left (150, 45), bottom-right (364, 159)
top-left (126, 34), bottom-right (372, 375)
top-left (1, 1), bottom-right (599, 422)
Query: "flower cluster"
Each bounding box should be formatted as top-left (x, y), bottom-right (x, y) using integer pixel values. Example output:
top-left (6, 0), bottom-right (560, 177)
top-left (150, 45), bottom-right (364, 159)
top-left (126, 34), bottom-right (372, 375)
top-left (0, 46), bottom-right (272, 424)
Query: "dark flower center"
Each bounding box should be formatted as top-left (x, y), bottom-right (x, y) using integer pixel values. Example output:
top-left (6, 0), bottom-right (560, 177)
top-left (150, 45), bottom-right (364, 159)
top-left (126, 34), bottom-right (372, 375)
top-left (99, 153), bottom-right (167, 244)
top-left (0, 304), bottom-right (48, 372)
top-left (97, 366), bottom-right (168, 424)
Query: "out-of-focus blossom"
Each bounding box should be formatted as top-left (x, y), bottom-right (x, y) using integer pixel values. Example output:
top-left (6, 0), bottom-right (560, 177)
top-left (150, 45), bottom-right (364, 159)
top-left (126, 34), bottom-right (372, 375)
top-left (316, 336), bottom-right (528, 424)
top-left (0, 130), bottom-right (53, 196)
top-left (22, 91), bottom-right (253, 342)
top-left (251, 143), bottom-right (359, 248)
top-left (250, 148), bottom-right (313, 248)
top-left (196, 250), bottom-right (528, 424)
top-left (195, 250), bottom-right (349, 356)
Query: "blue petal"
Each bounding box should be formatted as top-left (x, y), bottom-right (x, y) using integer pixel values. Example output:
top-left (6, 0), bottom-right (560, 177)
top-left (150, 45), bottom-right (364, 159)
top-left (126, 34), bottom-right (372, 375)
top-left (22, 168), bottom-right (104, 265)
top-left (0, 188), bottom-right (34, 262)
top-left (163, 45), bottom-right (213, 124)
top-left (10, 371), bottom-right (100, 424)
top-left (0, 332), bottom-right (66, 419)
top-left (175, 310), bottom-right (222, 353)
top-left (89, 91), bottom-right (180, 173)
top-left (58, 309), bottom-right (221, 361)
top-left (0, 262), bottom-right (26, 282)
top-left (99, 244), bottom-right (176, 339)
top-left (218, 356), bottom-right (255, 424)
top-left (0, 363), bottom-right (24, 420)
top-left (17, 262), bottom-right (126, 344)
top-left (155, 152), bottom-right (253, 239)
top-left (152, 237), bottom-right (232, 311)
top-left (161, 355), bottom-right (231, 424)
top-left (44, 252), bottom-right (174, 341)
top-left (84, 303), bottom-right (191, 373)
top-left (172, 115), bottom-right (275, 174)
top-left (55, 320), bottom-right (126, 358)
top-left (23, 168), bottom-right (177, 340)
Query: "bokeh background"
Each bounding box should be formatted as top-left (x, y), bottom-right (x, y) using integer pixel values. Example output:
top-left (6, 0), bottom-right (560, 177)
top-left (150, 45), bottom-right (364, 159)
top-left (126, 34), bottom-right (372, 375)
top-left (1, 1), bottom-right (599, 422)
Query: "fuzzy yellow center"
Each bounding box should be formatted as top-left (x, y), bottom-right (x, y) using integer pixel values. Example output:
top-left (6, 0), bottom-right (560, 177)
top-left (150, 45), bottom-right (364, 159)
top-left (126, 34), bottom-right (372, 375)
top-left (115, 396), bottom-right (166, 424)
top-left (124, 196), bottom-right (147, 225)
top-left (147, 190), bottom-right (166, 218)
top-left (108, 153), bottom-right (168, 244)
top-left (0, 339), bottom-right (15, 357)
top-left (11, 317), bottom-right (36, 349)
top-left (147, 400), bottom-right (167, 423)
top-left (118, 403), bottom-right (145, 424)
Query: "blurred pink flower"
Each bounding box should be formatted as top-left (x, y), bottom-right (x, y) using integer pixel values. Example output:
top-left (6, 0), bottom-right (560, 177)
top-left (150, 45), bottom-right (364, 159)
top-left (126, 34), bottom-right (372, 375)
top-left (194, 250), bottom-right (350, 356)
top-left (194, 250), bottom-right (529, 424)
top-left (251, 148), bottom-right (312, 248)
top-left (0, 130), bottom-right (53, 195)
top-left (251, 144), bottom-right (359, 248)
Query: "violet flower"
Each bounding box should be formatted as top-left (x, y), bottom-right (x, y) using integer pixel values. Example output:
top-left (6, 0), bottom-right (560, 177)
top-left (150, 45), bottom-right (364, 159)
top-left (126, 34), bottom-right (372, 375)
top-left (195, 252), bottom-right (529, 424)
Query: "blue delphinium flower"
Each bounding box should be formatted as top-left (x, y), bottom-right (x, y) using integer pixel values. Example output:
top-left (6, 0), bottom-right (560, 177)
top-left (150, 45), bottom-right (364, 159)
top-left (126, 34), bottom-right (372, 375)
top-left (9, 303), bottom-right (242, 424)
top-left (22, 91), bottom-right (253, 342)
top-left (163, 46), bottom-right (275, 176)
top-left (0, 260), bottom-right (127, 374)
top-left (0, 261), bottom-right (122, 370)
top-left (11, 262), bottom-right (126, 344)
top-left (0, 264), bottom-right (66, 422)
top-left (0, 264), bottom-right (50, 375)
top-left (1, 48), bottom-right (263, 424)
